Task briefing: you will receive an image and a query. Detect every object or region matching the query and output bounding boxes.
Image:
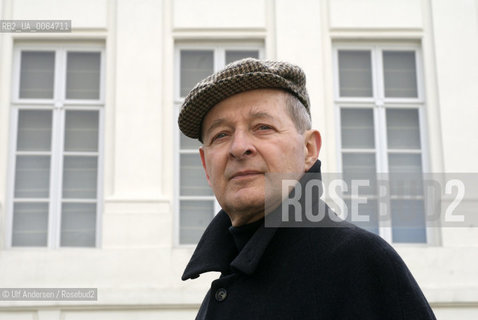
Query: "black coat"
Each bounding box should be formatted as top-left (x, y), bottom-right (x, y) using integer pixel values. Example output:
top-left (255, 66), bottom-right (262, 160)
top-left (182, 161), bottom-right (436, 320)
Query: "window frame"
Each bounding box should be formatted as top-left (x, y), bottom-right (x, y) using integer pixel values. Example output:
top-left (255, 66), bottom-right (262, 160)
top-left (174, 42), bottom-right (264, 246)
top-left (333, 43), bottom-right (435, 245)
top-left (5, 43), bottom-right (105, 248)
top-left (333, 43), bottom-right (426, 104)
top-left (11, 43), bottom-right (106, 105)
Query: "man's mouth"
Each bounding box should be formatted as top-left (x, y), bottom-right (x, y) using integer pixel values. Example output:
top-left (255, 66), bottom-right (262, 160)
top-left (230, 170), bottom-right (263, 180)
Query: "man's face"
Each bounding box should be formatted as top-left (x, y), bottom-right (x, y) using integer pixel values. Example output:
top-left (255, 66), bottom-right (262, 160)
top-left (199, 89), bottom-right (320, 226)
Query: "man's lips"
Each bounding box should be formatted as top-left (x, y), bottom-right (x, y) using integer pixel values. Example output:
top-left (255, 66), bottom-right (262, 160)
top-left (230, 170), bottom-right (264, 180)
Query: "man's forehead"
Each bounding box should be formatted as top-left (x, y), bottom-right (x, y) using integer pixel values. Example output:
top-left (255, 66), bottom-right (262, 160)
top-left (202, 91), bottom-right (286, 127)
top-left (206, 108), bottom-right (276, 126)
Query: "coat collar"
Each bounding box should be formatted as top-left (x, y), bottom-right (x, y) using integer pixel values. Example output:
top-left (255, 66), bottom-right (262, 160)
top-left (182, 160), bottom-right (322, 281)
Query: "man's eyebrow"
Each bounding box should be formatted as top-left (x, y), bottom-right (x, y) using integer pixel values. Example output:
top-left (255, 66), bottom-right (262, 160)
top-left (249, 111), bottom-right (275, 120)
top-left (204, 118), bottom-right (227, 139)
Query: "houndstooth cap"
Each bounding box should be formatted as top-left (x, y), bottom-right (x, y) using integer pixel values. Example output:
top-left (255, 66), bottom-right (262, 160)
top-left (178, 58), bottom-right (310, 140)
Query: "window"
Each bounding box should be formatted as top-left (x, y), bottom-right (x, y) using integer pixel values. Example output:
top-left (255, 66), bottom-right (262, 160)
top-left (175, 44), bottom-right (263, 244)
top-left (7, 44), bottom-right (104, 248)
top-left (334, 44), bottom-right (428, 243)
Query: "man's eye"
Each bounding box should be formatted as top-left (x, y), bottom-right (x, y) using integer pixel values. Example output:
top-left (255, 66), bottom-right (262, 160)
top-left (258, 125), bottom-right (273, 130)
top-left (212, 132), bottom-right (227, 142)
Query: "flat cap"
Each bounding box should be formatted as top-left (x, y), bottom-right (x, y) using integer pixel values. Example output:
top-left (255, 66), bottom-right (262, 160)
top-left (178, 58), bottom-right (310, 140)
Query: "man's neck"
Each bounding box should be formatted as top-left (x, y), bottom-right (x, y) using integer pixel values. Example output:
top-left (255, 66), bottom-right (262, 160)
top-left (229, 211), bottom-right (265, 227)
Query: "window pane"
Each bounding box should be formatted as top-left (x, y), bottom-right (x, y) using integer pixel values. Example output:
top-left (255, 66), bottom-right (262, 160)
top-left (342, 153), bottom-right (376, 177)
top-left (180, 200), bottom-right (214, 244)
top-left (338, 50), bottom-right (373, 97)
top-left (386, 109), bottom-right (421, 149)
top-left (66, 52), bottom-right (101, 99)
top-left (388, 153), bottom-right (422, 174)
top-left (225, 50), bottom-right (259, 65)
top-left (388, 153), bottom-right (423, 196)
top-left (344, 199), bottom-right (379, 235)
top-left (12, 202), bottom-right (48, 246)
top-left (64, 110), bottom-right (99, 152)
top-left (341, 108), bottom-right (375, 149)
top-left (180, 153), bottom-right (212, 196)
top-left (342, 153), bottom-right (377, 196)
top-left (383, 51), bottom-right (418, 98)
top-left (61, 203), bottom-right (96, 247)
top-left (17, 110), bottom-right (52, 151)
top-left (62, 156), bottom-right (98, 199)
top-left (19, 51), bottom-right (55, 99)
top-left (14, 155), bottom-right (50, 198)
top-left (180, 50), bottom-right (214, 97)
top-left (391, 199), bottom-right (426, 243)
top-left (180, 132), bottom-right (202, 150)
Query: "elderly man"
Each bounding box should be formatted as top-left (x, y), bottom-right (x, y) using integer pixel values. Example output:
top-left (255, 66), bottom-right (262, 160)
top-left (179, 59), bottom-right (436, 320)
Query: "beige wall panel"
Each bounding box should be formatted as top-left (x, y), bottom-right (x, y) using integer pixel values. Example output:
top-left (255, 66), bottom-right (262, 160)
top-left (174, 0), bottom-right (266, 29)
top-left (12, 0), bottom-right (108, 29)
top-left (102, 210), bottom-right (171, 248)
top-left (0, 313), bottom-right (36, 320)
top-left (101, 198), bottom-right (171, 249)
top-left (329, 0), bottom-right (422, 29)
top-left (114, 0), bottom-right (163, 197)
top-left (275, 0), bottom-right (328, 157)
top-left (431, 0), bottom-right (478, 172)
top-left (0, 249), bottom-right (165, 292)
top-left (433, 307), bottom-right (478, 320)
top-left (398, 247), bottom-right (478, 303)
top-left (63, 309), bottom-right (198, 320)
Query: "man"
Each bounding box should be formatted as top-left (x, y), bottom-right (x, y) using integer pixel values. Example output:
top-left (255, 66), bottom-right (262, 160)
top-left (179, 58), bottom-right (436, 319)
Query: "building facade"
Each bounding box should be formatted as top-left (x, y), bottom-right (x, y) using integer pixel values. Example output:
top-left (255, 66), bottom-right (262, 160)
top-left (0, 0), bottom-right (477, 319)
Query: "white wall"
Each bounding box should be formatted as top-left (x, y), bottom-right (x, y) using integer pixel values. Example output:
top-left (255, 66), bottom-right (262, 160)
top-left (431, 0), bottom-right (478, 172)
top-left (0, 0), bottom-right (477, 319)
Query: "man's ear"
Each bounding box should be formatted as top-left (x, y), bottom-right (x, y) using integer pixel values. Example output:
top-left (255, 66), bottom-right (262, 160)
top-left (199, 147), bottom-right (212, 186)
top-left (303, 130), bottom-right (321, 171)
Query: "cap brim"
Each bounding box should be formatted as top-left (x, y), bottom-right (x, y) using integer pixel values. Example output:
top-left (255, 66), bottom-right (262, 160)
top-left (178, 72), bottom-right (304, 140)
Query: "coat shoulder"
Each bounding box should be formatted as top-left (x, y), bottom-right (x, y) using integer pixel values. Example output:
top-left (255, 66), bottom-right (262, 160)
top-left (302, 223), bottom-right (436, 320)
top-left (305, 221), bottom-right (411, 284)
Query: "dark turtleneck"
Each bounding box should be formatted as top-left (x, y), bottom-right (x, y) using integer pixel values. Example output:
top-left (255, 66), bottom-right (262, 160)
top-left (228, 218), bottom-right (264, 252)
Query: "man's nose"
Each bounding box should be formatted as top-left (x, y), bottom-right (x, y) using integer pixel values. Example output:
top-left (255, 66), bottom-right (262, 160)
top-left (229, 130), bottom-right (256, 159)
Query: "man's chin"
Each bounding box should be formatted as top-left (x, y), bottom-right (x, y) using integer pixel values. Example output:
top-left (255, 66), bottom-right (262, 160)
top-left (223, 196), bottom-right (265, 215)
